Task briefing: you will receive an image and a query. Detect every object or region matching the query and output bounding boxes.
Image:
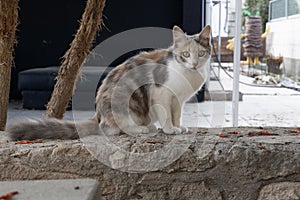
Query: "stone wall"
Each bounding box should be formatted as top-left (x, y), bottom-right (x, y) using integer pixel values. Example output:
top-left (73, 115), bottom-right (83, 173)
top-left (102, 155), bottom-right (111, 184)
top-left (1, 127), bottom-right (300, 200)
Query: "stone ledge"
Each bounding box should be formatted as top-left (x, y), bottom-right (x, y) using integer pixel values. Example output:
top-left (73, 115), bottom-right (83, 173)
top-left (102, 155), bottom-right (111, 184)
top-left (0, 179), bottom-right (101, 200)
top-left (1, 127), bottom-right (300, 200)
top-left (205, 90), bottom-right (243, 101)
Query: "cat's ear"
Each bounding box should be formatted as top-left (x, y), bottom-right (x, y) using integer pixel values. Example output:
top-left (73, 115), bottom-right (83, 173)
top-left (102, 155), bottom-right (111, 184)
top-left (196, 25), bottom-right (211, 46)
top-left (173, 26), bottom-right (186, 45)
top-left (199, 25), bottom-right (211, 39)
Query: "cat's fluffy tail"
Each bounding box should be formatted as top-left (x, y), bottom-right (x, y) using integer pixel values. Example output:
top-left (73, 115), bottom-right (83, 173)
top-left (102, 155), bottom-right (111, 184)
top-left (7, 118), bottom-right (99, 141)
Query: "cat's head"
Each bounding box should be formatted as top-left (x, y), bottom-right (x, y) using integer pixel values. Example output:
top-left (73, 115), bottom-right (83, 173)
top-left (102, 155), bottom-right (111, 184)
top-left (172, 25), bottom-right (211, 70)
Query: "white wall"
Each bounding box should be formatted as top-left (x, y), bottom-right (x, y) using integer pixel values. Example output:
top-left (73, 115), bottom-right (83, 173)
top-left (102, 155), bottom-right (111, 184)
top-left (266, 15), bottom-right (300, 77)
top-left (266, 15), bottom-right (300, 58)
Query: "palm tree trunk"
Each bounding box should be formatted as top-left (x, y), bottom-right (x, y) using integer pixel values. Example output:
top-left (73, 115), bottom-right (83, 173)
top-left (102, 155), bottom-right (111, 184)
top-left (45, 0), bottom-right (106, 119)
top-left (0, 0), bottom-right (19, 130)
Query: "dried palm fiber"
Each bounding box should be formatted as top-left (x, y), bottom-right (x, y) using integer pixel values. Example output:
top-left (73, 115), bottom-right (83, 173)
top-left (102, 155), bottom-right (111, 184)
top-left (243, 16), bottom-right (263, 57)
top-left (0, 0), bottom-right (19, 130)
top-left (46, 0), bottom-right (106, 119)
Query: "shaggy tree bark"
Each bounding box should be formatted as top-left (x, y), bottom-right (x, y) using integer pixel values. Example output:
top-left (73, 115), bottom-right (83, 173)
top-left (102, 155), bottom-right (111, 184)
top-left (45, 0), bottom-right (106, 119)
top-left (0, 0), bottom-right (18, 130)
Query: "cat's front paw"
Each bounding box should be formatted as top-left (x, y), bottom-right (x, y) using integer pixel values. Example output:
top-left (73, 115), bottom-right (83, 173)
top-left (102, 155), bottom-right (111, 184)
top-left (163, 127), bottom-right (182, 135)
top-left (180, 126), bottom-right (188, 133)
top-left (147, 124), bottom-right (158, 133)
top-left (137, 126), bottom-right (150, 134)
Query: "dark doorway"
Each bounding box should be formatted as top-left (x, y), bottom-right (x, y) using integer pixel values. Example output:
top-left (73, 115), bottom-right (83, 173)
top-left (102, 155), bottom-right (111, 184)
top-left (12, 0), bottom-right (205, 99)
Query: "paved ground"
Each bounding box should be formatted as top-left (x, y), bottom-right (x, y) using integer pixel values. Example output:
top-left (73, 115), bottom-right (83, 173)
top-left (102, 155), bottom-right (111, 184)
top-left (0, 179), bottom-right (101, 200)
top-left (6, 66), bottom-right (300, 129)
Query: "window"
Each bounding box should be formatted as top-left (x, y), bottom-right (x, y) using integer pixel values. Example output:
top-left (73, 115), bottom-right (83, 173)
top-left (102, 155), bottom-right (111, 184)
top-left (269, 0), bottom-right (300, 21)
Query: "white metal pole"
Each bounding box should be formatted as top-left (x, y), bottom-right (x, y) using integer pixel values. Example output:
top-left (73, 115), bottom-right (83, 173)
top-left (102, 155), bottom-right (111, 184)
top-left (232, 0), bottom-right (242, 126)
top-left (218, 1), bottom-right (222, 78)
top-left (205, 0), bottom-right (212, 89)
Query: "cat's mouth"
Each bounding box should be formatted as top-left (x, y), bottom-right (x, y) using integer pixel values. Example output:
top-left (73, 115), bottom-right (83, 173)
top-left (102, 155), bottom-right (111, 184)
top-left (185, 66), bottom-right (198, 72)
top-left (192, 65), bottom-right (199, 70)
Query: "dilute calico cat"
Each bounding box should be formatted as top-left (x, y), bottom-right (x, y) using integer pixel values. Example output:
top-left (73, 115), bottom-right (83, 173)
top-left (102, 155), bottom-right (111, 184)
top-left (8, 25), bottom-right (211, 141)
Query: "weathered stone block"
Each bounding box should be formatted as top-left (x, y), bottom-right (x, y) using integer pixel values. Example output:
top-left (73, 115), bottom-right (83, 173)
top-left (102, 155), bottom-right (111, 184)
top-left (0, 127), bottom-right (300, 200)
top-left (258, 182), bottom-right (300, 200)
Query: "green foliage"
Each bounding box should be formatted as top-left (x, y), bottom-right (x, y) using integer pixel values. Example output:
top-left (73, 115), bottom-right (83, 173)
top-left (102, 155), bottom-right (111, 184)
top-left (242, 9), bottom-right (252, 17)
top-left (244, 0), bottom-right (270, 31)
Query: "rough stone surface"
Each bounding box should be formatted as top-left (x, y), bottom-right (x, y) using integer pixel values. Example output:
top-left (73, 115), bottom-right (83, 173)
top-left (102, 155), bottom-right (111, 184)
top-left (1, 127), bottom-right (300, 200)
top-left (258, 182), bottom-right (300, 200)
top-left (0, 179), bottom-right (101, 200)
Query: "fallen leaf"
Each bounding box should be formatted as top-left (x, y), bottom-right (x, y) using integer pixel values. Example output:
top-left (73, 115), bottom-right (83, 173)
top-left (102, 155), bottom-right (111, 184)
top-left (15, 139), bottom-right (43, 145)
top-left (257, 145), bottom-right (266, 150)
top-left (218, 133), bottom-right (229, 138)
top-left (15, 141), bottom-right (34, 145)
top-left (289, 129), bottom-right (298, 134)
top-left (0, 191), bottom-right (19, 200)
top-left (289, 130), bottom-right (298, 133)
top-left (228, 131), bottom-right (239, 135)
top-left (258, 131), bottom-right (279, 136)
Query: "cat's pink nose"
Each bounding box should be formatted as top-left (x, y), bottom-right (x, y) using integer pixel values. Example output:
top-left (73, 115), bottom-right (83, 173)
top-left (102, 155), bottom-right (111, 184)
top-left (193, 62), bottom-right (198, 67)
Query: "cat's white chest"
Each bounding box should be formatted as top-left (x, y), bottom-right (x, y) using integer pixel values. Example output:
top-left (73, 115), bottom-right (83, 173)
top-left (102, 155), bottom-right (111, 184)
top-left (165, 61), bottom-right (207, 101)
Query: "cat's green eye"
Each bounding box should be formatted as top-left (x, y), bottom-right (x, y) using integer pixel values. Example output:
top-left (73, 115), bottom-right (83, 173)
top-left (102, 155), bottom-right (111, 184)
top-left (198, 50), bottom-right (206, 57)
top-left (182, 51), bottom-right (190, 58)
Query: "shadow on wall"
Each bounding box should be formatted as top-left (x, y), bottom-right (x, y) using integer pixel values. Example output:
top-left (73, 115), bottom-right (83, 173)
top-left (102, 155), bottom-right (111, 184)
top-left (283, 57), bottom-right (300, 78)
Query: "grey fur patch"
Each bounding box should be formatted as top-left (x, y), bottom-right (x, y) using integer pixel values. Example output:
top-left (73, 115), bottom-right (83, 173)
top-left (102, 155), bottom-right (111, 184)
top-left (7, 118), bottom-right (99, 141)
top-left (130, 85), bottom-right (150, 116)
top-left (153, 65), bottom-right (168, 86)
top-left (131, 64), bottom-right (152, 87)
